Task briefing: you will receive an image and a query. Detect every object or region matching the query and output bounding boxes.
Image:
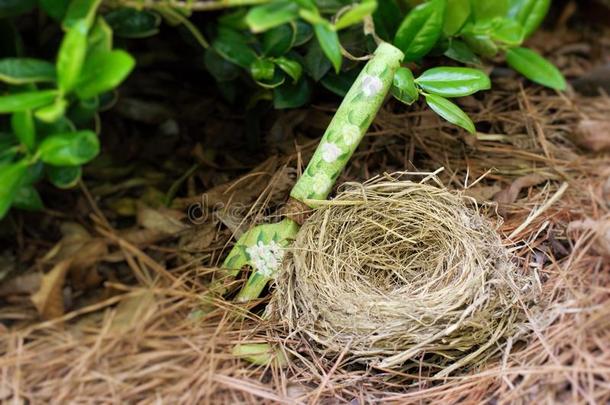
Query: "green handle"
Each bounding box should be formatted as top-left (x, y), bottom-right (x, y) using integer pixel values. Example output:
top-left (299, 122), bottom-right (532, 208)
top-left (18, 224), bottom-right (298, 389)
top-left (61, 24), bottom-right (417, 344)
top-left (290, 42), bottom-right (404, 205)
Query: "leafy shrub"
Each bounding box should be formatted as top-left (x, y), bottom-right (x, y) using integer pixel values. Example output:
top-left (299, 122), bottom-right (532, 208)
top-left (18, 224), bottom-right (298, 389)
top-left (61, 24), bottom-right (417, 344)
top-left (0, 0), bottom-right (135, 218)
top-left (0, 0), bottom-right (565, 220)
top-left (210, 0), bottom-right (564, 101)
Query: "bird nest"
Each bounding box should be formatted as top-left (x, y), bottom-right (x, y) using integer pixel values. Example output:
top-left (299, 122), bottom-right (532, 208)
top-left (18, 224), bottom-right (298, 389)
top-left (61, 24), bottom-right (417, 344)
top-left (273, 175), bottom-right (536, 376)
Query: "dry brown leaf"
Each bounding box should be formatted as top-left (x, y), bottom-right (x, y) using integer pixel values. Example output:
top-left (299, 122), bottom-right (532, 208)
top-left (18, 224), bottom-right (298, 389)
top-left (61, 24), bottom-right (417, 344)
top-left (568, 217), bottom-right (610, 257)
top-left (109, 290), bottom-right (157, 333)
top-left (107, 197), bottom-right (138, 216)
top-left (573, 119), bottom-right (610, 152)
top-left (70, 239), bottom-right (108, 270)
top-left (37, 223), bottom-right (108, 293)
top-left (30, 260), bottom-right (71, 320)
top-left (60, 222), bottom-right (90, 239)
top-left (464, 184), bottom-right (503, 202)
top-left (214, 209), bottom-right (246, 236)
top-left (104, 228), bottom-right (172, 263)
top-left (178, 223), bottom-right (218, 264)
top-left (0, 272), bottom-right (42, 297)
top-left (43, 222), bottom-right (92, 264)
top-left (137, 205), bottom-right (188, 235)
top-left (69, 239), bottom-right (108, 290)
top-left (494, 174), bottom-right (549, 207)
top-left (119, 228), bottom-right (169, 246)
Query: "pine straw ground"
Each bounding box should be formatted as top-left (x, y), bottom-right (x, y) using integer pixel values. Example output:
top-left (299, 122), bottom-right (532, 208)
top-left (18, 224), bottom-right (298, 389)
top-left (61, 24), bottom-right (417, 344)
top-left (1, 30), bottom-right (610, 404)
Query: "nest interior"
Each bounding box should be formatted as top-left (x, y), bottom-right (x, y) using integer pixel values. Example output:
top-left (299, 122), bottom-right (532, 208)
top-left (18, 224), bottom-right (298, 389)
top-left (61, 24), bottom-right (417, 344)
top-left (274, 176), bottom-right (536, 376)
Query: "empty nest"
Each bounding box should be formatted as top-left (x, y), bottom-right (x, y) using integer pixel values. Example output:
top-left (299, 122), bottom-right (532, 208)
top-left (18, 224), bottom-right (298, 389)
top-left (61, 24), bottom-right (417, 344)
top-left (273, 175), bottom-right (536, 376)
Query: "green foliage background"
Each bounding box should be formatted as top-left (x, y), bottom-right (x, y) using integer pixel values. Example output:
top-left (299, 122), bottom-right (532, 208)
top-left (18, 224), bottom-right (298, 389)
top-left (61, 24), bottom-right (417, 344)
top-left (0, 0), bottom-right (565, 220)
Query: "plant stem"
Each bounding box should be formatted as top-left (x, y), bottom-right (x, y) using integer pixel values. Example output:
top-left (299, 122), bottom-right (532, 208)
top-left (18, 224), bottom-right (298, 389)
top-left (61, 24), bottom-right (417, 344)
top-left (115, 0), bottom-right (269, 11)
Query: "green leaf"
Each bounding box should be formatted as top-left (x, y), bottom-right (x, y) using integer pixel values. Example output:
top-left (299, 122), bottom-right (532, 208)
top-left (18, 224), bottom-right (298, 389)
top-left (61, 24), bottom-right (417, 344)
top-left (294, 0), bottom-right (316, 9)
top-left (204, 49), bottom-right (240, 82)
top-left (218, 8), bottom-right (248, 30)
top-left (105, 8), bottom-right (161, 38)
top-left (250, 58), bottom-right (275, 81)
top-left (245, 1), bottom-right (299, 33)
top-left (415, 67), bottom-right (490, 97)
top-left (444, 39), bottom-right (481, 64)
top-left (36, 115), bottom-right (75, 135)
top-left (0, 159), bottom-right (28, 219)
top-left (0, 146), bottom-right (17, 167)
top-left (425, 93), bottom-right (475, 133)
top-left (471, 0), bottom-right (508, 22)
top-left (12, 185), bottom-right (43, 211)
top-left (62, 0), bottom-right (102, 30)
top-left (274, 57), bottom-right (302, 82)
top-left (88, 17), bottom-right (113, 56)
top-left (372, 0), bottom-right (402, 40)
top-left (11, 110), bottom-right (35, 150)
top-left (444, 0), bottom-right (470, 36)
top-left (273, 78), bottom-right (311, 109)
top-left (68, 97), bottom-right (99, 126)
top-left (75, 50), bottom-right (135, 100)
top-left (38, 130), bottom-right (100, 166)
top-left (394, 0), bottom-right (446, 62)
top-left (334, 1), bottom-right (377, 30)
top-left (0, 90), bottom-right (58, 113)
top-left (212, 28), bottom-right (257, 69)
top-left (56, 19), bottom-right (89, 93)
top-left (0, 0), bottom-right (35, 18)
top-left (47, 165), bottom-right (81, 188)
top-left (21, 160), bottom-right (44, 185)
top-left (506, 47), bottom-right (566, 90)
top-left (313, 22), bottom-right (342, 73)
top-left (304, 39), bottom-right (331, 81)
top-left (294, 20), bottom-right (313, 46)
top-left (489, 17), bottom-right (524, 46)
top-left (462, 33), bottom-right (498, 57)
top-left (34, 97), bottom-right (67, 123)
top-left (299, 8), bottom-right (325, 25)
top-left (262, 24), bottom-right (295, 57)
top-left (391, 67), bottom-right (418, 105)
top-left (254, 68), bottom-right (285, 89)
top-left (0, 58), bottom-right (56, 85)
top-left (509, 0), bottom-right (550, 38)
top-left (0, 133), bottom-right (17, 160)
top-left (39, 0), bottom-right (69, 21)
top-left (320, 68), bottom-right (360, 97)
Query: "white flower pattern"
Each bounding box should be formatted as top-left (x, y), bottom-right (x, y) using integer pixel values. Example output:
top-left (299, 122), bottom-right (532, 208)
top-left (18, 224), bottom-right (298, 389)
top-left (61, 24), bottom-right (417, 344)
top-left (312, 173), bottom-right (332, 195)
top-left (361, 74), bottom-right (383, 97)
top-left (341, 124), bottom-right (360, 146)
top-left (246, 240), bottom-right (284, 278)
top-left (321, 142), bottom-right (342, 163)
